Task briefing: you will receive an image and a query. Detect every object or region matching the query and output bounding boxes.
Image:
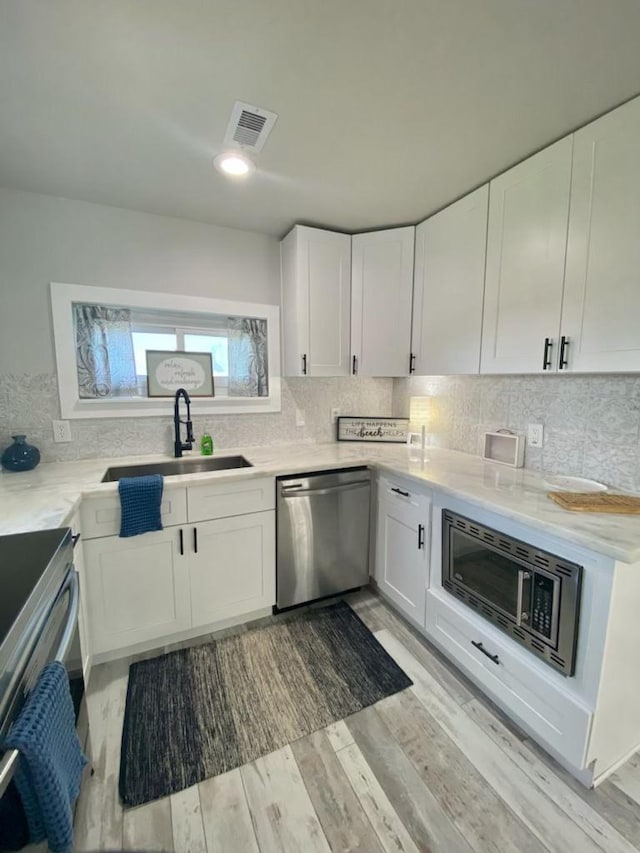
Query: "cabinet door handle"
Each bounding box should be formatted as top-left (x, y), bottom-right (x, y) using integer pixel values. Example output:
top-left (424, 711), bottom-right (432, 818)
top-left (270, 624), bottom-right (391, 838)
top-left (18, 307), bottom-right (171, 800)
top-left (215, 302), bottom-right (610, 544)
top-left (352, 355), bottom-right (358, 375)
top-left (542, 337), bottom-right (552, 370)
top-left (558, 336), bottom-right (569, 370)
top-left (409, 353), bottom-right (416, 374)
top-left (193, 527), bottom-right (198, 554)
top-left (71, 533), bottom-right (81, 548)
top-left (179, 528), bottom-right (184, 556)
top-left (471, 640), bottom-right (500, 665)
top-left (391, 487), bottom-right (410, 498)
top-left (301, 353), bottom-right (307, 375)
top-left (417, 523), bottom-right (425, 550)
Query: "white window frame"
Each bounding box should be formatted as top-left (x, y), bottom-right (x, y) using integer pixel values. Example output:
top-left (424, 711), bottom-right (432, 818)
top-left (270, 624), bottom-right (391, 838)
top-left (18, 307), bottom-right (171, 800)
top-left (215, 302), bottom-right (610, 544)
top-left (51, 282), bottom-right (281, 418)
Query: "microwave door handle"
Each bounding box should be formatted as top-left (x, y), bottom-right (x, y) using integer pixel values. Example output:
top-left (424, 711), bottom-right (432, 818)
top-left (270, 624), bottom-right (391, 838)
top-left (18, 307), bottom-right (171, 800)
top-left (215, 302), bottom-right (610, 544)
top-left (516, 570), bottom-right (531, 627)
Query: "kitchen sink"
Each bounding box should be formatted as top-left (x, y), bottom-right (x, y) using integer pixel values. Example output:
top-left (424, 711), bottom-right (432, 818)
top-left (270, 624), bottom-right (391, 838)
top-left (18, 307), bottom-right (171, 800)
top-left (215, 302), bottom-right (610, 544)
top-left (101, 455), bottom-right (253, 482)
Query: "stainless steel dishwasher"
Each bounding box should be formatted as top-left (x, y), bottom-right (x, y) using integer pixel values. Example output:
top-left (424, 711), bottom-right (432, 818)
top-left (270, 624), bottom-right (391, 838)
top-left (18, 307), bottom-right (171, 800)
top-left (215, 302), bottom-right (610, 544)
top-left (276, 468), bottom-right (371, 610)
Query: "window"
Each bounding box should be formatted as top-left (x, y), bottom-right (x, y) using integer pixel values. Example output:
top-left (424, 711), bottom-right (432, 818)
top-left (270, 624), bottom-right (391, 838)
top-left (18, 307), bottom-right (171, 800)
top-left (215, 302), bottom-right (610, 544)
top-left (131, 331), bottom-right (178, 377)
top-left (51, 282), bottom-right (281, 418)
top-left (183, 334), bottom-right (228, 377)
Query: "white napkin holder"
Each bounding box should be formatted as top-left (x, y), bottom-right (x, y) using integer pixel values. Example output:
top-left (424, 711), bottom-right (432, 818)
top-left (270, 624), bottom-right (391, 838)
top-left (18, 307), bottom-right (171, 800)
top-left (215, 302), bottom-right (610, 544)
top-left (482, 430), bottom-right (525, 468)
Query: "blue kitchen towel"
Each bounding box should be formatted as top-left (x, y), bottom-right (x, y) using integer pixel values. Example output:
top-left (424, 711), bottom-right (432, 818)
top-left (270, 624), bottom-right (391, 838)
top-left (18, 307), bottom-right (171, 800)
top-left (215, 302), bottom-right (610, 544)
top-left (118, 474), bottom-right (164, 537)
top-left (3, 661), bottom-right (88, 853)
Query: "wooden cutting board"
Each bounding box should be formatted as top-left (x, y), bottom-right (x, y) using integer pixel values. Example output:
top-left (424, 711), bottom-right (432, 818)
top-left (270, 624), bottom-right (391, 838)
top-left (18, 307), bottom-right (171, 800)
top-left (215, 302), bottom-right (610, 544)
top-left (548, 492), bottom-right (640, 514)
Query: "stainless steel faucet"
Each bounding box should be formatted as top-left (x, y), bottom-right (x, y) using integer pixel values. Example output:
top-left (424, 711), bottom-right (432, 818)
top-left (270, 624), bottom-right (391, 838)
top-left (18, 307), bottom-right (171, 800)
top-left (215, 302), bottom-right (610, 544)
top-left (173, 388), bottom-right (194, 457)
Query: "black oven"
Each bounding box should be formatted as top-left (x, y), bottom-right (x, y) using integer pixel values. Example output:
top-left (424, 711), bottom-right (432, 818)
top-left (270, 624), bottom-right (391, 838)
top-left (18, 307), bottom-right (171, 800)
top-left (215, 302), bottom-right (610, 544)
top-left (442, 511), bottom-right (582, 676)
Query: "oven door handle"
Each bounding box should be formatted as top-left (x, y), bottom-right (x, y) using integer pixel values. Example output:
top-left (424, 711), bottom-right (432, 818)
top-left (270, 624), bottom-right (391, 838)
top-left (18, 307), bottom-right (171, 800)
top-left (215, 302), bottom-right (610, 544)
top-left (0, 571), bottom-right (80, 799)
top-left (516, 569), bottom-right (531, 627)
top-left (0, 750), bottom-right (19, 799)
top-left (53, 570), bottom-right (80, 663)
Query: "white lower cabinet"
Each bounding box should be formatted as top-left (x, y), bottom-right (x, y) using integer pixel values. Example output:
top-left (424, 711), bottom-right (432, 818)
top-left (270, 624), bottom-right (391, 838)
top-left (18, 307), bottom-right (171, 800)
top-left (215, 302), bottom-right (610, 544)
top-left (82, 479), bottom-right (277, 658)
top-left (83, 526), bottom-right (191, 655)
top-left (81, 486), bottom-right (187, 539)
top-left (426, 589), bottom-right (592, 768)
top-left (374, 477), bottom-right (431, 626)
top-left (189, 511), bottom-right (275, 628)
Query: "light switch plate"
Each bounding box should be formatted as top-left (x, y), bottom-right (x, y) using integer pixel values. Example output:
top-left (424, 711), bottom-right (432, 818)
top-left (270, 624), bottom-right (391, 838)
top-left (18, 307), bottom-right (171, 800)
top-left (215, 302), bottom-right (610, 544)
top-left (295, 408), bottom-right (305, 427)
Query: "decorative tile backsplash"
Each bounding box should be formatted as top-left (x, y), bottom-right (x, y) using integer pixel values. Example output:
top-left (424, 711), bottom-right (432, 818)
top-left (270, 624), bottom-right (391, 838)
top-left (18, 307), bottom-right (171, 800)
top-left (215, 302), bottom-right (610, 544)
top-left (393, 374), bottom-right (640, 491)
top-left (0, 374), bottom-right (393, 463)
top-left (4, 370), bottom-right (639, 491)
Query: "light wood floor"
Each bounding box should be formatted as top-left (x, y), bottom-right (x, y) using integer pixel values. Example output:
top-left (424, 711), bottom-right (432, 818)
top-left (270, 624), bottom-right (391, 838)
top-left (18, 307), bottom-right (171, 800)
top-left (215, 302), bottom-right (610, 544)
top-left (73, 590), bottom-right (640, 853)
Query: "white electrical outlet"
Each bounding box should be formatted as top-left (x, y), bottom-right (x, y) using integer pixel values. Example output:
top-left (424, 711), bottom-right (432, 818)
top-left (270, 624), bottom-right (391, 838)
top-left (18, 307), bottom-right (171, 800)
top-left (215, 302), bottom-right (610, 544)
top-left (330, 407), bottom-right (340, 423)
top-left (527, 423), bottom-right (544, 448)
top-left (295, 408), bottom-right (305, 427)
top-left (52, 420), bottom-right (72, 443)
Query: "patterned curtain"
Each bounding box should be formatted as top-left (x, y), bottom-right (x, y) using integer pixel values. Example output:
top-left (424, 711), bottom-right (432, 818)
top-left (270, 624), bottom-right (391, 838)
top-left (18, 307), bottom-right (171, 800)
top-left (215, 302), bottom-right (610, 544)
top-left (74, 304), bottom-right (138, 398)
top-left (227, 317), bottom-right (269, 397)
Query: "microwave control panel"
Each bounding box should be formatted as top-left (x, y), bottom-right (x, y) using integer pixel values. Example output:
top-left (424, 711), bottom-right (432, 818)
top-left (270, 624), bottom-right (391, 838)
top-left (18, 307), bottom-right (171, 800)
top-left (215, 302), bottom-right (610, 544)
top-left (530, 574), bottom-right (554, 639)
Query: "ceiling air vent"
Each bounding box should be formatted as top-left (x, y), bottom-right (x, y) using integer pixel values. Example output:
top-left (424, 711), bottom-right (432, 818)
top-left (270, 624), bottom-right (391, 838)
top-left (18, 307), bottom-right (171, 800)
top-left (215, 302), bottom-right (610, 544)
top-left (223, 101), bottom-right (278, 153)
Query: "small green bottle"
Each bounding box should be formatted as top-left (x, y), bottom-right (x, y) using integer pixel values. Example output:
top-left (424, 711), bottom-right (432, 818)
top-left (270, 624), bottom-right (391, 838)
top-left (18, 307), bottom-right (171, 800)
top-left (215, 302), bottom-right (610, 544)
top-left (201, 433), bottom-right (214, 456)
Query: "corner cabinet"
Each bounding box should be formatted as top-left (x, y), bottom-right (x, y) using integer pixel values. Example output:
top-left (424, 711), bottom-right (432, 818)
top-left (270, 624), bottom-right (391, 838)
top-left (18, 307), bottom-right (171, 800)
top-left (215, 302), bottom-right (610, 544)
top-left (561, 96), bottom-right (640, 372)
top-left (351, 227), bottom-right (415, 377)
top-left (374, 476), bottom-right (431, 626)
top-left (480, 137), bottom-right (573, 374)
top-left (280, 225), bottom-right (352, 377)
top-left (411, 186), bottom-right (488, 375)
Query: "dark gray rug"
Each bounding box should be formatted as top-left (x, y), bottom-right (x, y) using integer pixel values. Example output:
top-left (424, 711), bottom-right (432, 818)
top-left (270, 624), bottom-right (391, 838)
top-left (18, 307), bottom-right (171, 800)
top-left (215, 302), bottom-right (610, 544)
top-left (119, 601), bottom-right (412, 806)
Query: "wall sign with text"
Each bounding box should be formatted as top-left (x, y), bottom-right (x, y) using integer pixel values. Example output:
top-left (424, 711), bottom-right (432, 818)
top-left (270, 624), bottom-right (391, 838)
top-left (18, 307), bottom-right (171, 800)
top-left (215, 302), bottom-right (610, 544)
top-left (337, 416), bottom-right (409, 443)
top-left (146, 350), bottom-right (214, 397)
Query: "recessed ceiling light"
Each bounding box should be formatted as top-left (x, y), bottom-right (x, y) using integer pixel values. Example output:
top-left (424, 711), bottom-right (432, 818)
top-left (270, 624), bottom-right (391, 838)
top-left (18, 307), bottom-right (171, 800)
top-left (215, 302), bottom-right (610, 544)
top-left (214, 152), bottom-right (254, 177)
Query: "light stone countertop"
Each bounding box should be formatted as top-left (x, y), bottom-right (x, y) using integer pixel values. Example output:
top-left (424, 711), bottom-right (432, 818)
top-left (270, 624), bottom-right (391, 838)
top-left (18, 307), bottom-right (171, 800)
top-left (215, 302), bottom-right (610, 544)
top-left (1, 441), bottom-right (639, 563)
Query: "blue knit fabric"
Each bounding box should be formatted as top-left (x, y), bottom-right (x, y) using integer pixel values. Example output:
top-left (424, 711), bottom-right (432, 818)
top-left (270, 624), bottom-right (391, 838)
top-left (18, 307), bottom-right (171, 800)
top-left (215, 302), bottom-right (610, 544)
top-left (3, 661), bottom-right (88, 853)
top-left (118, 474), bottom-right (164, 537)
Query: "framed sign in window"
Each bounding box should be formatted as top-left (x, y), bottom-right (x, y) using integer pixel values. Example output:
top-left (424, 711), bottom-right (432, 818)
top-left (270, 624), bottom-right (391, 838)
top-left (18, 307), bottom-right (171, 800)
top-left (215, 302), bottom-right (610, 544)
top-left (146, 350), bottom-right (214, 397)
top-left (337, 416), bottom-right (409, 443)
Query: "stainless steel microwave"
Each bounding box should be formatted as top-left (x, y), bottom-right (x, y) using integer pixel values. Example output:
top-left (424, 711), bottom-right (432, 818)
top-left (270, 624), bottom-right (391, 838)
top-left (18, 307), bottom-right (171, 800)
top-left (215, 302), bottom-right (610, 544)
top-left (442, 511), bottom-right (582, 676)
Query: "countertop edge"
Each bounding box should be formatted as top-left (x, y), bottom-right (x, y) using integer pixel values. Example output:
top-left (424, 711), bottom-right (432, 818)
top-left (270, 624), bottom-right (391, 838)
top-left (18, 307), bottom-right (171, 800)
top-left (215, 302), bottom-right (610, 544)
top-left (1, 444), bottom-right (639, 564)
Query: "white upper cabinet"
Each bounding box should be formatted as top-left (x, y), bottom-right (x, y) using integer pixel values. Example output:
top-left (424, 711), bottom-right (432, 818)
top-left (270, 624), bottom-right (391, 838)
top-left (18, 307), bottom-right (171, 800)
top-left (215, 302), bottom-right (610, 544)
top-left (351, 226), bottom-right (415, 376)
top-left (480, 138), bottom-right (573, 374)
top-left (280, 225), bottom-right (351, 376)
top-left (411, 186), bottom-right (488, 376)
top-left (561, 96), bottom-right (640, 372)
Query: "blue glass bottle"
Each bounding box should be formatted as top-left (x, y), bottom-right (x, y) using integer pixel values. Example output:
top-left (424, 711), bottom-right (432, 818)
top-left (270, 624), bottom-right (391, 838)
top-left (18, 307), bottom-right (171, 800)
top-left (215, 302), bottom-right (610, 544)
top-left (1, 435), bottom-right (41, 472)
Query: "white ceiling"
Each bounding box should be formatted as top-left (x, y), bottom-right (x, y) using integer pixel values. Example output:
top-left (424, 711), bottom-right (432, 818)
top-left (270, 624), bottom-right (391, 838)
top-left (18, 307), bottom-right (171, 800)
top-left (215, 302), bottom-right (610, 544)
top-left (2, 1), bottom-right (640, 237)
